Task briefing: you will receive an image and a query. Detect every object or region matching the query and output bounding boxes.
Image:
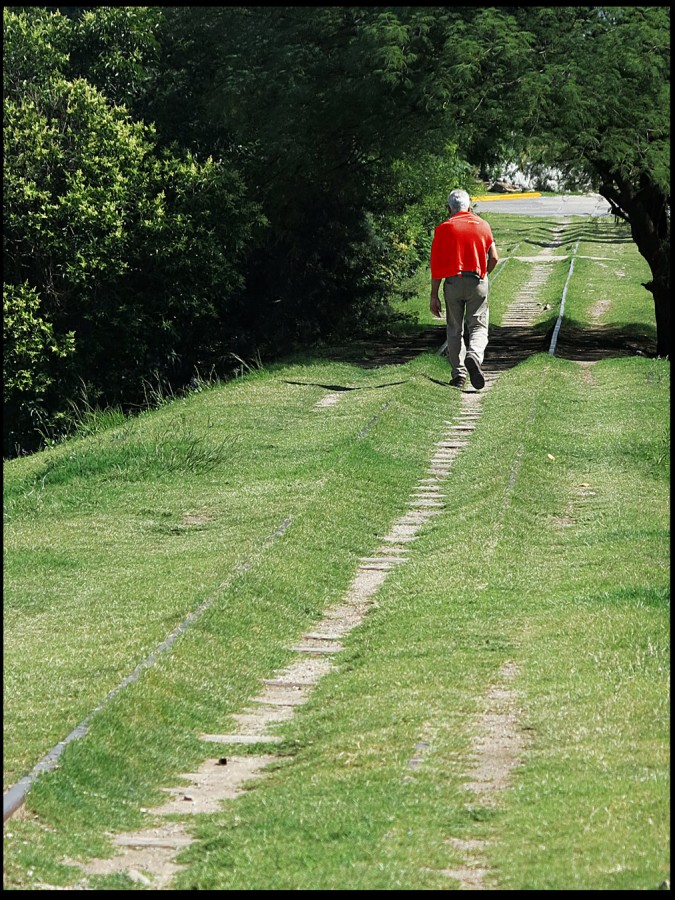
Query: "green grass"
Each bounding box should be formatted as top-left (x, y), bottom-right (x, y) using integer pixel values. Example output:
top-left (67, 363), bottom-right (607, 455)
top-left (3, 217), bottom-right (669, 890)
top-left (563, 254), bottom-right (654, 330)
top-left (3, 355), bottom-right (458, 787)
top-left (169, 355), bottom-right (669, 892)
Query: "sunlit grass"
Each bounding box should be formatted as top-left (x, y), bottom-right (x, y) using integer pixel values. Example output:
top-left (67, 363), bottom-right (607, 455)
top-left (169, 354), bottom-right (669, 891)
top-left (3, 217), bottom-right (668, 891)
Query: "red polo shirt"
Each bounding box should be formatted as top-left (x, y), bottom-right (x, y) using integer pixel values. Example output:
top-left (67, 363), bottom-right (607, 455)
top-left (430, 211), bottom-right (494, 279)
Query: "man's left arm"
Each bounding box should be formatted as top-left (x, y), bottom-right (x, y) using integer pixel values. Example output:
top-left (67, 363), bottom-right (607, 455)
top-left (487, 241), bottom-right (499, 275)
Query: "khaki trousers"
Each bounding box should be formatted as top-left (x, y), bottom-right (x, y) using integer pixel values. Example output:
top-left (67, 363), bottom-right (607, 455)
top-left (443, 275), bottom-right (489, 381)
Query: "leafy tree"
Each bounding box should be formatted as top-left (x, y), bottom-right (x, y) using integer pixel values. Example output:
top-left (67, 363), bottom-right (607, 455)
top-left (508, 6), bottom-right (670, 357)
top-left (66, 5), bottom-right (163, 108)
top-left (139, 7), bottom-right (529, 347)
top-left (3, 7), bottom-right (261, 455)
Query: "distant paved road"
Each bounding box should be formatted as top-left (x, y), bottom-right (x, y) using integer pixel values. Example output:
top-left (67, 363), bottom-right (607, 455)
top-left (472, 193), bottom-right (612, 217)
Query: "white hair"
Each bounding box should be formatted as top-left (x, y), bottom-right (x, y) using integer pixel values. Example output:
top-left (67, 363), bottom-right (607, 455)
top-left (447, 189), bottom-right (471, 213)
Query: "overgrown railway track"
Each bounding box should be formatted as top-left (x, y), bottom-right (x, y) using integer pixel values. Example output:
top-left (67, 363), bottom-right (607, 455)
top-left (3, 218), bottom-right (655, 891)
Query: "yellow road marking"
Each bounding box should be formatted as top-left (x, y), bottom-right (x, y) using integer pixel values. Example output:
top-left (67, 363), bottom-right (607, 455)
top-left (471, 192), bottom-right (542, 202)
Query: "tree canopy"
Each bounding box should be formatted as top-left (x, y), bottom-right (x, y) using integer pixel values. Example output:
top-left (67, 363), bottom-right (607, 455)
top-left (3, 6), bottom-right (670, 456)
top-left (507, 6), bottom-right (670, 353)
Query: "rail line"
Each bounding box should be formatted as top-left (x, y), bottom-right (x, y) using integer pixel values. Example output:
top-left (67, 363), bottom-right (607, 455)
top-left (2, 385), bottom-right (406, 824)
top-left (71, 224), bottom-right (573, 883)
top-left (1, 220), bottom-right (594, 841)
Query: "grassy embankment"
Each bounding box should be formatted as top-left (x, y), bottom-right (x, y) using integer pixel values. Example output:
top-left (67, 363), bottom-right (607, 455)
top-left (3, 215), bottom-right (669, 890)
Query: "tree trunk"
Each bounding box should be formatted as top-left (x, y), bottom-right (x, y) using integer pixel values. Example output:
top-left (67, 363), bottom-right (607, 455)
top-left (650, 276), bottom-right (670, 359)
top-left (598, 174), bottom-right (670, 359)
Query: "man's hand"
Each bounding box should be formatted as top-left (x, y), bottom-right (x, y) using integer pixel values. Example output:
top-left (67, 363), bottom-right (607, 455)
top-left (430, 295), bottom-right (442, 318)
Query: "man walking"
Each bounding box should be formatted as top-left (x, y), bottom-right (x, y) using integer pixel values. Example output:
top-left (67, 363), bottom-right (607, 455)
top-left (429, 189), bottom-right (499, 389)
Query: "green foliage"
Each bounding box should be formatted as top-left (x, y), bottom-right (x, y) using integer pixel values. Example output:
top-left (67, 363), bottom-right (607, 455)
top-left (388, 145), bottom-right (477, 255)
top-left (3, 7), bottom-right (261, 456)
top-left (3, 5), bottom-right (670, 454)
top-left (2, 5), bottom-right (70, 99)
top-left (509, 7), bottom-right (669, 193)
top-left (145, 9), bottom-right (496, 341)
top-left (3, 282), bottom-right (75, 456)
top-left (67, 6), bottom-right (163, 108)
top-left (3, 282), bottom-right (70, 394)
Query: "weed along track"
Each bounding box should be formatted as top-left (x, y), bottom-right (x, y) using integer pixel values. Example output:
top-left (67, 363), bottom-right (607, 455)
top-left (5, 217), bottom-right (666, 891)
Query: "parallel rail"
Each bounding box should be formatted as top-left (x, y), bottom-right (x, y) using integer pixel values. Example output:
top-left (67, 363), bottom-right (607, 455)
top-left (0, 222), bottom-right (603, 824)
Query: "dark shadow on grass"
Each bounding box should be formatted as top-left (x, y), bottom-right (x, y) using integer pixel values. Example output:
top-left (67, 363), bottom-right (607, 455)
top-left (544, 318), bottom-right (658, 362)
top-left (282, 379), bottom-right (407, 391)
top-left (304, 324), bottom-right (446, 370)
top-left (312, 316), bottom-right (657, 379)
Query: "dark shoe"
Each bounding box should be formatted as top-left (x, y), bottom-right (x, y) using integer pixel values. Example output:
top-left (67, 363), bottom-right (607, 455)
top-left (450, 375), bottom-right (466, 388)
top-left (465, 355), bottom-right (485, 390)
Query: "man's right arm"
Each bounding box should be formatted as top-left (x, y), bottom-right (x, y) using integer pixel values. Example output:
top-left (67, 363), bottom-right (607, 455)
top-left (430, 277), bottom-right (443, 318)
